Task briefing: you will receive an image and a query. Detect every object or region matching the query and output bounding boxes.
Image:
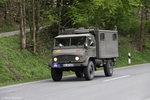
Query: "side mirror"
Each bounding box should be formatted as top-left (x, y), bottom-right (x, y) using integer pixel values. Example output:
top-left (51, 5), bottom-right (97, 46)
top-left (59, 43), bottom-right (63, 47)
top-left (90, 41), bottom-right (93, 46)
top-left (84, 43), bottom-right (88, 49)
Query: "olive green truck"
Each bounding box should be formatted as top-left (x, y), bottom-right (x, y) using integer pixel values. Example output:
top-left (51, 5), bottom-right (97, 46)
top-left (49, 28), bottom-right (118, 81)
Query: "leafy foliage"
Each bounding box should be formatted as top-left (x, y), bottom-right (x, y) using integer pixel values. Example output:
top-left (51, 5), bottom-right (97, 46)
top-left (1, 0), bottom-right (150, 50)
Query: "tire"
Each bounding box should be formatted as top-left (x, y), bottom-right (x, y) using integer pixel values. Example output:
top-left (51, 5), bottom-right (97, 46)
top-left (75, 69), bottom-right (84, 78)
top-left (104, 60), bottom-right (113, 77)
top-left (51, 68), bottom-right (62, 81)
top-left (84, 61), bottom-right (95, 80)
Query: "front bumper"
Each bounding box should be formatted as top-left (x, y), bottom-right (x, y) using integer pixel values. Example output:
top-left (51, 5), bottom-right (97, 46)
top-left (50, 62), bottom-right (87, 68)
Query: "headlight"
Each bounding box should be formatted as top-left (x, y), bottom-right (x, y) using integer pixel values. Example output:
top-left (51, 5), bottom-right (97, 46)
top-left (75, 56), bottom-right (80, 61)
top-left (53, 57), bottom-right (57, 62)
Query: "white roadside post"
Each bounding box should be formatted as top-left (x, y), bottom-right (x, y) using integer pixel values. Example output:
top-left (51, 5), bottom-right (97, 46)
top-left (128, 53), bottom-right (131, 64)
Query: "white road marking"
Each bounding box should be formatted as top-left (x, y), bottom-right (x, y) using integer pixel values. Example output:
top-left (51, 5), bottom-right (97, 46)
top-left (103, 75), bottom-right (130, 82)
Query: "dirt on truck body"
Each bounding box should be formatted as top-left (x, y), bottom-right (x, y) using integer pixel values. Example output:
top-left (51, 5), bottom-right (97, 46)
top-left (49, 28), bottom-right (118, 81)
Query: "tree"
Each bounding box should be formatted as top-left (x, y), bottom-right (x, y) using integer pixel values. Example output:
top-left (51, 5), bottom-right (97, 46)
top-left (58, 0), bottom-right (63, 34)
top-left (20, 0), bottom-right (26, 50)
top-left (35, 0), bottom-right (40, 49)
top-left (32, 0), bottom-right (36, 53)
top-left (139, 0), bottom-right (145, 51)
top-left (65, 0), bottom-right (132, 29)
top-left (2, 0), bottom-right (150, 52)
top-left (138, 0), bottom-right (150, 50)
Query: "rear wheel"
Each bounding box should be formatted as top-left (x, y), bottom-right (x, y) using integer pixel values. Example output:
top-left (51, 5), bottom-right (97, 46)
top-left (104, 60), bottom-right (113, 77)
top-left (51, 68), bottom-right (62, 81)
top-left (84, 61), bottom-right (95, 80)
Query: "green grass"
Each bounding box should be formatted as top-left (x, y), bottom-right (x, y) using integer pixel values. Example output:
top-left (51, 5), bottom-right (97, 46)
top-left (0, 20), bottom-right (20, 33)
top-left (0, 35), bottom-right (51, 86)
top-left (115, 35), bottom-right (150, 67)
top-left (0, 26), bottom-right (19, 33)
top-left (0, 34), bottom-right (150, 86)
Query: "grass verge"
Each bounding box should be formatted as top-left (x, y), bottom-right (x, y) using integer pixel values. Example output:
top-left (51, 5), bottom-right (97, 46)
top-left (0, 35), bottom-right (51, 86)
top-left (0, 21), bottom-right (20, 33)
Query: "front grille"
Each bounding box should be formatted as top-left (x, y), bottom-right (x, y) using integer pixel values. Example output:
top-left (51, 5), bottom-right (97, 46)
top-left (57, 55), bottom-right (75, 61)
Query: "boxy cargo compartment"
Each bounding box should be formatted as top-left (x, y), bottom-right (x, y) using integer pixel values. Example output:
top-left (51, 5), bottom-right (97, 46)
top-left (93, 30), bottom-right (118, 58)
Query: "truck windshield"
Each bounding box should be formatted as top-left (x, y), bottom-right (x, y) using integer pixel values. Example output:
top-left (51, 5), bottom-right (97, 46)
top-left (55, 36), bottom-right (86, 47)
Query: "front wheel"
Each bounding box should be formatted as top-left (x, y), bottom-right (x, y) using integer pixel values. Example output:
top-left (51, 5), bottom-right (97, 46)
top-left (104, 60), bottom-right (113, 77)
top-left (75, 69), bottom-right (84, 78)
top-left (51, 68), bottom-right (62, 81)
top-left (84, 61), bottom-right (95, 80)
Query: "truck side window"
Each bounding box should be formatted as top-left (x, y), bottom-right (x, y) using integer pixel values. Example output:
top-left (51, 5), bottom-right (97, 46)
top-left (100, 33), bottom-right (105, 41)
top-left (112, 34), bottom-right (117, 41)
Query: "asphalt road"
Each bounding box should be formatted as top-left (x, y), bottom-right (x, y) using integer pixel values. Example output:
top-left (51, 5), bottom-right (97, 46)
top-left (0, 64), bottom-right (150, 100)
top-left (0, 29), bottom-right (30, 37)
top-left (0, 26), bottom-right (45, 37)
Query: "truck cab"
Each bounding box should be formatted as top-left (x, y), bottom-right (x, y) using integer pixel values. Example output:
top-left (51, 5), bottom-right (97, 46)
top-left (49, 28), bottom-right (118, 81)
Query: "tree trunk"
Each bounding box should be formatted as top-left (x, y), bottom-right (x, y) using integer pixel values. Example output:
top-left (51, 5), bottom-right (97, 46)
top-left (23, 0), bottom-right (26, 40)
top-left (139, 1), bottom-right (145, 51)
top-left (26, 0), bottom-right (33, 41)
top-left (58, 0), bottom-right (63, 34)
top-left (35, 0), bottom-right (40, 49)
top-left (35, 1), bottom-right (40, 31)
top-left (20, 0), bottom-right (26, 50)
top-left (144, 1), bottom-right (148, 30)
top-left (4, 3), bottom-right (8, 20)
top-left (53, 0), bottom-right (57, 8)
top-left (32, 0), bottom-right (36, 53)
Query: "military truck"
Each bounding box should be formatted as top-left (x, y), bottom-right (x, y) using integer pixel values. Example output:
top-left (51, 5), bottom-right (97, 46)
top-left (49, 28), bottom-right (118, 81)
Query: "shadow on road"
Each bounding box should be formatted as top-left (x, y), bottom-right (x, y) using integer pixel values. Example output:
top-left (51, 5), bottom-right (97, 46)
top-left (47, 75), bottom-right (106, 83)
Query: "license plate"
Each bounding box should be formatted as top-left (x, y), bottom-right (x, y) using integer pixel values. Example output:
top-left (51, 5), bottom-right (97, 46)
top-left (52, 63), bottom-right (60, 68)
top-left (63, 64), bottom-right (74, 67)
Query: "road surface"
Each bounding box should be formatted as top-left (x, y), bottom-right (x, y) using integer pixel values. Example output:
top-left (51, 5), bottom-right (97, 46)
top-left (0, 29), bottom-right (30, 37)
top-left (0, 64), bottom-right (150, 100)
top-left (0, 26), bottom-right (45, 37)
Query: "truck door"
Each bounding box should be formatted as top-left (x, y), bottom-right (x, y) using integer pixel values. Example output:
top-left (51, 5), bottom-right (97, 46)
top-left (87, 36), bottom-right (96, 57)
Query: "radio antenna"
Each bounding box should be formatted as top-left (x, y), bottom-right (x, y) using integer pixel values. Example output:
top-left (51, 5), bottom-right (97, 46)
top-left (61, 19), bottom-right (72, 30)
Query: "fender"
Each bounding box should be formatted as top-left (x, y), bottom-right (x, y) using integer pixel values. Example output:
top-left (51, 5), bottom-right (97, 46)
top-left (48, 59), bottom-right (52, 67)
top-left (84, 56), bottom-right (91, 66)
